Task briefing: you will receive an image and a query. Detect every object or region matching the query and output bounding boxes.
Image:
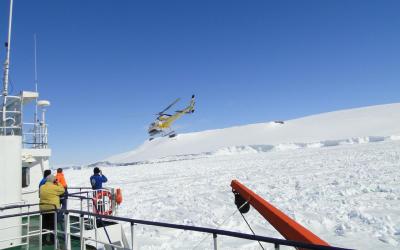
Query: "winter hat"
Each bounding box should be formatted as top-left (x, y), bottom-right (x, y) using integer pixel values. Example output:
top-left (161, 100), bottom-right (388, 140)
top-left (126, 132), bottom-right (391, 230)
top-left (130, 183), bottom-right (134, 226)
top-left (43, 169), bottom-right (51, 178)
top-left (46, 175), bottom-right (55, 183)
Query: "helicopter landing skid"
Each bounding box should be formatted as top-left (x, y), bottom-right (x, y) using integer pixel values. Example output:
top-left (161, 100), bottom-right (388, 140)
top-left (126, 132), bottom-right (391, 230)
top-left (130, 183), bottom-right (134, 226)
top-left (149, 131), bottom-right (177, 141)
top-left (164, 131), bottom-right (177, 138)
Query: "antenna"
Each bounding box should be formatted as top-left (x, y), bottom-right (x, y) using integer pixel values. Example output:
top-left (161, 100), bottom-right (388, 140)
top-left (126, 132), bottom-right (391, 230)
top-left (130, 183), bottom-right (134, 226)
top-left (33, 33), bottom-right (39, 144)
top-left (34, 34), bottom-right (38, 94)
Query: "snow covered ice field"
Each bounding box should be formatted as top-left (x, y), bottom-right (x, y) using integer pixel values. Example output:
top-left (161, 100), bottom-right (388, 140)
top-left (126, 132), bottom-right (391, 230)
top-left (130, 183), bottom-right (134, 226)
top-left (64, 138), bottom-right (400, 250)
top-left (63, 104), bottom-right (400, 249)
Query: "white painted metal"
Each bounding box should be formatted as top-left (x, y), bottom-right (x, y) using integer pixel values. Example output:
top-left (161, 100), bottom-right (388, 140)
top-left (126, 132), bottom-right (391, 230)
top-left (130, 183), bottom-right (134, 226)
top-left (21, 149), bottom-right (51, 204)
top-left (34, 34), bottom-right (38, 140)
top-left (26, 206), bottom-right (30, 249)
top-left (0, 1), bottom-right (56, 249)
top-left (37, 100), bottom-right (50, 107)
top-left (94, 218), bottom-right (98, 249)
top-left (39, 215), bottom-right (42, 250)
top-left (81, 223), bottom-right (128, 249)
top-left (80, 215), bottom-right (85, 250)
top-left (130, 223), bottom-right (134, 249)
top-left (64, 213), bottom-right (72, 250)
top-left (21, 91), bottom-right (39, 103)
top-left (22, 148), bottom-right (51, 158)
top-left (0, 136), bottom-right (22, 249)
top-left (54, 211), bottom-right (58, 250)
top-left (39, 104), bottom-right (49, 146)
top-left (1, 0), bottom-right (13, 135)
top-left (2, 0), bottom-right (13, 97)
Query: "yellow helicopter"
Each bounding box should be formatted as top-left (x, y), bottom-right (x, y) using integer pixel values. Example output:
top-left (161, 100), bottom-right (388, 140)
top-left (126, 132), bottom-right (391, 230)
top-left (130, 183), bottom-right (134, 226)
top-left (148, 95), bottom-right (195, 140)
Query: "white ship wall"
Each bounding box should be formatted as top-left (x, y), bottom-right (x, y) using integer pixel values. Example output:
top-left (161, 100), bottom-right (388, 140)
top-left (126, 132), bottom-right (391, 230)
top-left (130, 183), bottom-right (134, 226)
top-left (21, 149), bottom-right (51, 204)
top-left (0, 136), bottom-right (22, 249)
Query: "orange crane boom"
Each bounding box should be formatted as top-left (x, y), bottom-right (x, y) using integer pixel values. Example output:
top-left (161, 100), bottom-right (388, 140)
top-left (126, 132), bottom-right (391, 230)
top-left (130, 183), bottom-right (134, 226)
top-left (231, 180), bottom-right (330, 249)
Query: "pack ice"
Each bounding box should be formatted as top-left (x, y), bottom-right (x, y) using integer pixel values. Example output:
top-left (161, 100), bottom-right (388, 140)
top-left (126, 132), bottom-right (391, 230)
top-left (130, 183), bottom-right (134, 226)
top-left (66, 103), bottom-right (400, 249)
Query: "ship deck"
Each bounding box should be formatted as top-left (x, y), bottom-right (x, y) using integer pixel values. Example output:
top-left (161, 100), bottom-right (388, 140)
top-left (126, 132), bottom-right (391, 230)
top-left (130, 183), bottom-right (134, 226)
top-left (7, 215), bottom-right (95, 250)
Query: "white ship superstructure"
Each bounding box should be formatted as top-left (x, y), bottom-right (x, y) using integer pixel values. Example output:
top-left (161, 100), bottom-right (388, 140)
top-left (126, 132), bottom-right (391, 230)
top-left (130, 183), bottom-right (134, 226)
top-left (0, 0), bottom-right (50, 247)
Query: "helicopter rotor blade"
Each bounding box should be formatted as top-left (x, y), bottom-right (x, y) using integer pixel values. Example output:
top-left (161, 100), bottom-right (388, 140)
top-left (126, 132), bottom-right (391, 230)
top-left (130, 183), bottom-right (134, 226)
top-left (158, 98), bottom-right (180, 115)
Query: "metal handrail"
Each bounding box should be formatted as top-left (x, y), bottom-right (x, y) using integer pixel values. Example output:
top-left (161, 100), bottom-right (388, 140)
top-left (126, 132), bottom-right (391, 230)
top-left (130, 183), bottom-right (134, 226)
top-left (0, 206), bottom-right (58, 250)
top-left (21, 121), bottom-right (49, 148)
top-left (68, 186), bottom-right (93, 190)
top-left (0, 204), bottom-right (36, 211)
top-left (0, 204), bottom-right (354, 250)
top-left (0, 110), bottom-right (21, 113)
top-left (66, 209), bottom-right (353, 250)
top-left (0, 126), bottom-right (21, 129)
top-left (0, 203), bottom-right (55, 211)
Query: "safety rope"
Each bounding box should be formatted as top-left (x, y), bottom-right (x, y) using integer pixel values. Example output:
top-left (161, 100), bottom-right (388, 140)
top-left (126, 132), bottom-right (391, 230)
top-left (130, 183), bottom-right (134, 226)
top-left (191, 201), bottom-right (249, 250)
top-left (191, 209), bottom-right (239, 249)
top-left (239, 211), bottom-right (265, 250)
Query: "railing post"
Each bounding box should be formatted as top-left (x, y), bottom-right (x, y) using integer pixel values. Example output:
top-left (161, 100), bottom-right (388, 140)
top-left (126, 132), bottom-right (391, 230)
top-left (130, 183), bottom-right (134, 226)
top-left (64, 212), bottom-right (71, 250)
top-left (102, 190), bottom-right (105, 214)
top-left (39, 213), bottom-right (42, 250)
top-left (94, 216), bottom-right (98, 249)
top-left (80, 213), bottom-right (85, 250)
top-left (26, 207), bottom-right (30, 250)
top-left (274, 243), bottom-right (280, 250)
top-left (213, 233), bottom-right (217, 250)
top-left (130, 222), bottom-right (135, 250)
top-left (54, 210), bottom-right (58, 250)
top-left (86, 194), bottom-right (90, 214)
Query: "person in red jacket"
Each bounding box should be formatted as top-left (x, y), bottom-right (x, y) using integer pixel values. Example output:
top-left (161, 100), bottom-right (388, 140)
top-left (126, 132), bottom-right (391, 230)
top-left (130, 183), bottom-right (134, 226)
top-left (55, 168), bottom-right (68, 216)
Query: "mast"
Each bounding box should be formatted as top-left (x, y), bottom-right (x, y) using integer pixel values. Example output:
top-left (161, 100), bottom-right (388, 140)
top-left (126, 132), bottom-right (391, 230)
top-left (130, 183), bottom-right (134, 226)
top-left (2, 0), bottom-right (14, 134)
top-left (33, 34), bottom-right (38, 144)
top-left (2, 0), bottom-right (13, 96)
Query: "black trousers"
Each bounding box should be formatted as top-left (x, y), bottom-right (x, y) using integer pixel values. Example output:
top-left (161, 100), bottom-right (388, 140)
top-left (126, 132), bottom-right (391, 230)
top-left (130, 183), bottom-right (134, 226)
top-left (42, 213), bottom-right (55, 245)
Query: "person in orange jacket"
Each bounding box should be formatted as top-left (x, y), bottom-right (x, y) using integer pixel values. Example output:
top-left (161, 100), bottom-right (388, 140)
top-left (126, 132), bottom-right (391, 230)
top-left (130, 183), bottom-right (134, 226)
top-left (56, 168), bottom-right (67, 188)
top-left (55, 168), bottom-right (68, 214)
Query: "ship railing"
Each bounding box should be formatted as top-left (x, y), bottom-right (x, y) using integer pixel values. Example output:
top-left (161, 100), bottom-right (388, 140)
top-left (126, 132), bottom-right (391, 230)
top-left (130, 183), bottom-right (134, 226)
top-left (22, 122), bottom-right (48, 148)
top-left (0, 93), bottom-right (49, 146)
top-left (0, 203), bottom-right (354, 250)
top-left (0, 121), bottom-right (22, 136)
top-left (0, 95), bottom-right (22, 136)
top-left (67, 209), bottom-right (353, 250)
top-left (67, 187), bottom-right (117, 213)
top-left (0, 203), bottom-right (58, 250)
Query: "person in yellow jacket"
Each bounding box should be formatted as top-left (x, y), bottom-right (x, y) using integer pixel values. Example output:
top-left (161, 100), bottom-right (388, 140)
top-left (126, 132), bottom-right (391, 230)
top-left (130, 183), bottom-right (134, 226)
top-left (39, 175), bottom-right (65, 245)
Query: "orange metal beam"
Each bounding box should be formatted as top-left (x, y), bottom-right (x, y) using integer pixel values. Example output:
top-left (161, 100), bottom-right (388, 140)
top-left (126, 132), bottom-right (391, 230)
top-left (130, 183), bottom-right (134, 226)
top-left (231, 179), bottom-right (330, 247)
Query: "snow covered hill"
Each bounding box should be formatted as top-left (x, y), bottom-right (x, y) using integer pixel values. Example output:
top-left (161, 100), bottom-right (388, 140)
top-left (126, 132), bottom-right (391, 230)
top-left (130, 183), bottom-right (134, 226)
top-left (107, 103), bottom-right (400, 164)
top-left (66, 103), bottom-right (400, 249)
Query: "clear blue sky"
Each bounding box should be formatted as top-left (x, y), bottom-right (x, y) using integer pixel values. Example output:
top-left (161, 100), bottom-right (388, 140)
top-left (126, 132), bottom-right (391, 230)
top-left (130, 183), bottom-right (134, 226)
top-left (1, 0), bottom-right (399, 165)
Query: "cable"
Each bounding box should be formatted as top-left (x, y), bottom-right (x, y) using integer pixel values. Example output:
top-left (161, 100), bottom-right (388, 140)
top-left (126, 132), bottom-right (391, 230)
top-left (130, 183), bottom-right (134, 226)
top-left (191, 208), bottom-right (239, 250)
top-left (192, 201), bottom-right (250, 250)
top-left (239, 212), bottom-right (265, 250)
top-left (98, 218), bottom-right (114, 250)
